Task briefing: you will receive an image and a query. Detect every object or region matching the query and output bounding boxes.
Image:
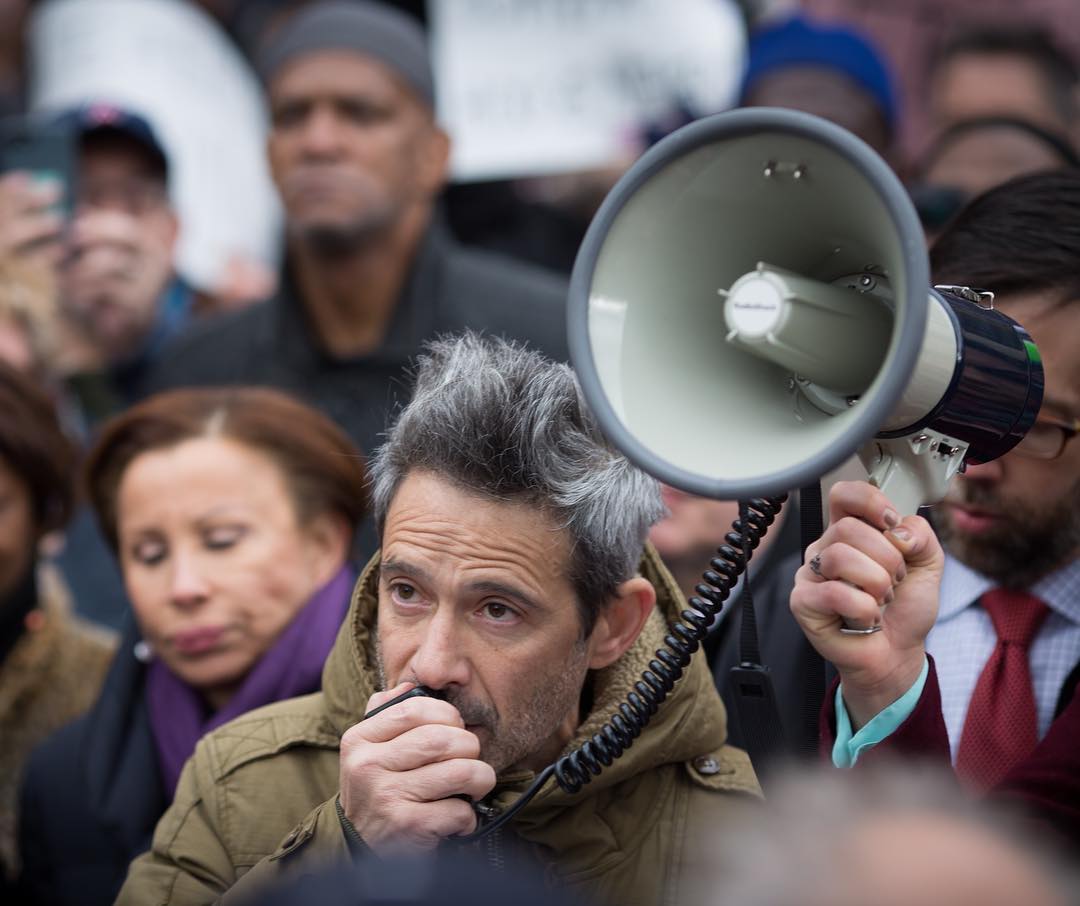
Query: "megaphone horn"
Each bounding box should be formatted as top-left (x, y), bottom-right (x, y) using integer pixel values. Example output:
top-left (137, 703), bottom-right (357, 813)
top-left (569, 108), bottom-right (1043, 517)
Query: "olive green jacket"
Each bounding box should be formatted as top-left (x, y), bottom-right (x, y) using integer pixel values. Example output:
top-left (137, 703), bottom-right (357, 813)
top-left (116, 546), bottom-right (760, 906)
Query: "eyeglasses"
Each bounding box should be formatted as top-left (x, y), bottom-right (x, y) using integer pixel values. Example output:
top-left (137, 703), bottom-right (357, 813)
top-left (1012, 416), bottom-right (1080, 460)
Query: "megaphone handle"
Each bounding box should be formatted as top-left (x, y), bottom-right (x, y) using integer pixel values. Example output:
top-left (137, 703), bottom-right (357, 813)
top-left (857, 432), bottom-right (968, 518)
top-left (858, 443), bottom-right (932, 519)
top-left (838, 433), bottom-right (969, 633)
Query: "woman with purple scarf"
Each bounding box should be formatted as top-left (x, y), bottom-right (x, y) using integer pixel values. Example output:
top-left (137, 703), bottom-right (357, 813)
top-left (17, 387), bottom-right (367, 906)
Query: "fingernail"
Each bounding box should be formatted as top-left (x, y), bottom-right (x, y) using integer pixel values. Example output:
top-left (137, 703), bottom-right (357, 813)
top-left (883, 589), bottom-right (895, 605)
top-left (890, 527), bottom-right (912, 542)
top-left (883, 509), bottom-right (900, 529)
top-left (895, 564), bottom-right (907, 583)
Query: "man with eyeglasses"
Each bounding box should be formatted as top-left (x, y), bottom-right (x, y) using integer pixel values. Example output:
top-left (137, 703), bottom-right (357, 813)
top-left (921, 170), bottom-right (1080, 791)
top-left (792, 172), bottom-right (1080, 825)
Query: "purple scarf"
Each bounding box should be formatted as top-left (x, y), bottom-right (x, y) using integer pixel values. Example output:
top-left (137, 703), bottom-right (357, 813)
top-left (146, 565), bottom-right (355, 798)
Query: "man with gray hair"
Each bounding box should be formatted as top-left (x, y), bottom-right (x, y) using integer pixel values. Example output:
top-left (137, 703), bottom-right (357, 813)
top-left (116, 333), bottom-right (760, 906)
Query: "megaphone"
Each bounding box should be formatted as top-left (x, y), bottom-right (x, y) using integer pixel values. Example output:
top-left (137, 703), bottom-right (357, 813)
top-left (568, 108), bottom-right (1044, 516)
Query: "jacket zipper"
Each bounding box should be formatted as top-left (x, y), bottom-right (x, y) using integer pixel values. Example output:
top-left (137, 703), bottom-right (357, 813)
top-left (485, 826), bottom-right (505, 873)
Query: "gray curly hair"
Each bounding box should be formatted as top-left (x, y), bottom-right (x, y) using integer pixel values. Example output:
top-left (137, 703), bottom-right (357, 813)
top-left (369, 332), bottom-right (665, 634)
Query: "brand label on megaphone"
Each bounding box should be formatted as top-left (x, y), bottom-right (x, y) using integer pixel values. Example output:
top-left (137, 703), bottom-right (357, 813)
top-left (726, 277), bottom-right (784, 338)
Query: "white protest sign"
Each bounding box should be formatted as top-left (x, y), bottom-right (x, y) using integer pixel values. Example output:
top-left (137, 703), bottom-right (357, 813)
top-left (430, 0), bottom-right (747, 182)
top-left (28, 0), bottom-right (281, 291)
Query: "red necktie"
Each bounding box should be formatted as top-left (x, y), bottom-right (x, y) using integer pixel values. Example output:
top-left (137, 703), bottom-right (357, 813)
top-left (956, 589), bottom-right (1050, 791)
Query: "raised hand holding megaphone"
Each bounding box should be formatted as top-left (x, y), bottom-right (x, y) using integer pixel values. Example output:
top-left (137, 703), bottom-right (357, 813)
top-left (568, 108), bottom-right (1043, 631)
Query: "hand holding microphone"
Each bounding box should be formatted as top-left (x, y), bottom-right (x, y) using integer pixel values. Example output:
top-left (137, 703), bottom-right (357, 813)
top-left (789, 480), bottom-right (944, 730)
top-left (338, 682), bottom-right (496, 854)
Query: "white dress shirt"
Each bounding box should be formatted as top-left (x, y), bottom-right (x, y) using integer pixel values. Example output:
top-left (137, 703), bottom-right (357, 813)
top-left (927, 554), bottom-right (1080, 759)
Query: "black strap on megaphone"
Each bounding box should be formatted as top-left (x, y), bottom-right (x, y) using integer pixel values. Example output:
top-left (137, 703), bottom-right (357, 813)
top-left (728, 486), bottom-right (828, 780)
top-left (796, 483), bottom-right (827, 760)
top-left (727, 500), bottom-right (787, 780)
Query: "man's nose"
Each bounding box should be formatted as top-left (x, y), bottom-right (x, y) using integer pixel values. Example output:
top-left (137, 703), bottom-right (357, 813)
top-left (169, 551), bottom-right (210, 611)
top-left (961, 456), bottom-right (1005, 484)
top-left (298, 107), bottom-right (346, 158)
top-left (407, 611), bottom-right (470, 691)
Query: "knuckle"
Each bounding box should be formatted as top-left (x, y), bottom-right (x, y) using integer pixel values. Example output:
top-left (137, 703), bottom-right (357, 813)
top-left (417, 724), bottom-right (456, 758)
top-left (383, 697), bottom-right (421, 728)
top-left (821, 543), bottom-right (846, 568)
top-left (867, 571), bottom-right (893, 600)
top-left (340, 723), bottom-right (369, 748)
top-left (445, 760), bottom-right (474, 790)
top-left (439, 799), bottom-right (477, 835)
top-left (342, 744), bottom-right (378, 776)
top-left (477, 762), bottom-right (497, 790)
top-left (818, 581), bottom-right (852, 611)
top-left (831, 518), bottom-right (865, 545)
top-left (852, 597), bottom-right (880, 623)
top-left (462, 731), bottom-right (482, 760)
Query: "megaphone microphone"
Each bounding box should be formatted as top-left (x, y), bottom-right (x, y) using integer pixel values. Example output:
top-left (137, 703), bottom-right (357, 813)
top-left (569, 108), bottom-right (1043, 521)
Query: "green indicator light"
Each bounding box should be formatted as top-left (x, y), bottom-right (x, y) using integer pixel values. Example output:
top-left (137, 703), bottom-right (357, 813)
top-left (1024, 340), bottom-right (1042, 363)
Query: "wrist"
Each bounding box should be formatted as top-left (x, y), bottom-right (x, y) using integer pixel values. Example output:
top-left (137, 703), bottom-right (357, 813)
top-left (840, 648), bottom-right (926, 731)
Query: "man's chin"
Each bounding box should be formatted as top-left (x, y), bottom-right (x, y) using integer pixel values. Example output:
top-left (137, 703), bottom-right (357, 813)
top-left (290, 216), bottom-right (392, 255)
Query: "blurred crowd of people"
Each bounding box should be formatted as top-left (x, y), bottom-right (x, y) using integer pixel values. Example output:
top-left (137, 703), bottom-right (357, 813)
top-left (0, 1), bottom-right (1077, 904)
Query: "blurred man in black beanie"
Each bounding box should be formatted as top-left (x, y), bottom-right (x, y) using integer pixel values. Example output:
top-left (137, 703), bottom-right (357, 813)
top-left (146, 1), bottom-right (568, 485)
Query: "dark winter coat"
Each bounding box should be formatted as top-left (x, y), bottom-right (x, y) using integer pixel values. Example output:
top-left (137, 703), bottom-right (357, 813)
top-left (18, 615), bottom-right (161, 906)
top-left (144, 219), bottom-right (570, 460)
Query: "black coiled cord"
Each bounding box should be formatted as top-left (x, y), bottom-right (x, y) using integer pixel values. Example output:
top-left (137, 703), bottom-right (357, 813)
top-left (458, 494), bottom-right (787, 842)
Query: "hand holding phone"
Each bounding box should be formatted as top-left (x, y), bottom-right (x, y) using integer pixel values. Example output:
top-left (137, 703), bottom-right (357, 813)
top-left (0, 172), bottom-right (65, 269)
top-left (339, 682), bottom-right (496, 854)
top-left (0, 118), bottom-right (75, 271)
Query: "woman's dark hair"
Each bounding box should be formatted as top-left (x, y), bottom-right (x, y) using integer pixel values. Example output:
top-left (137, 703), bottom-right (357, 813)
top-left (0, 361), bottom-right (75, 533)
top-left (930, 169), bottom-right (1080, 306)
top-left (86, 387), bottom-right (368, 551)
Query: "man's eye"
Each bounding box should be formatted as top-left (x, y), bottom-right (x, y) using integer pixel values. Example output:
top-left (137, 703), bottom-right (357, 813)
top-left (272, 102), bottom-right (308, 128)
top-left (482, 601), bottom-right (516, 622)
top-left (391, 582), bottom-right (419, 602)
top-left (340, 100), bottom-right (388, 125)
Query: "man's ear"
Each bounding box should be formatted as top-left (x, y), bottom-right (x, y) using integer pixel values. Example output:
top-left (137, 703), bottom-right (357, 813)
top-left (161, 207), bottom-right (180, 253)
top-left (417, 123), bottom-right (451, 195)
top-left (586, 576), bottom-right (656, 670)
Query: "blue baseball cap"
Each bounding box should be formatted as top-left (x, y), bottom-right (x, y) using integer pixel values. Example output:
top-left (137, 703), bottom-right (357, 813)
top-left (741, 15), bottom-right (898, 135)
top-left (55, 102), bottom-right (169, 178)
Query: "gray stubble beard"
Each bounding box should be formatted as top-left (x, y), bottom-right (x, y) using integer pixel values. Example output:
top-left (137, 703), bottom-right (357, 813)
top-left (373, 637), bottom-right (590, 775)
